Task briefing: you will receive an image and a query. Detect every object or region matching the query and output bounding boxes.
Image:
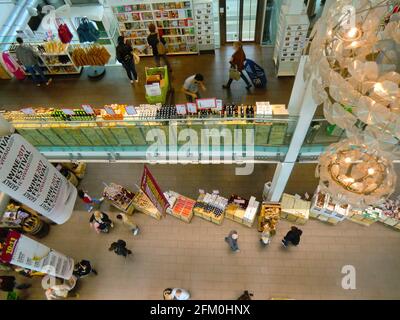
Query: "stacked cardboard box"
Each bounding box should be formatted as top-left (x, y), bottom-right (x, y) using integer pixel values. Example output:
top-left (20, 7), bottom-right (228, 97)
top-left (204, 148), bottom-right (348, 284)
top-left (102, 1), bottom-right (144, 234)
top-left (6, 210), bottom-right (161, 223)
top-left (225, 195), bottom-right (259, 227)
top-left (280, 193), bottom-right (310, 225)
top-left (164, 190), bottom-right (195, 223)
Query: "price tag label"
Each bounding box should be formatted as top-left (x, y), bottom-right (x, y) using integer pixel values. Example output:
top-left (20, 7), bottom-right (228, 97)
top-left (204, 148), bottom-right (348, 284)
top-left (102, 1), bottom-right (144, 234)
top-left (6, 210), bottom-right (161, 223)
top-left (104, 107), bottom-right (115, 115)
top-left (216, 99), bottom-right (223, 110)
top-left (212, 190), bottom-right (219, 195)
top-left (186, 103), bottom-right (197, 113)
top-left (82, 105), bottom-right (94, 114)
top-left (20, 108), bottom-right (35, 115)
top-left (198, 189), bottom-right (205, 194)
top-left (176, 104), bottom-right (187, 115)
top-left (61, 109), bottom-right (74, 115)
top-left (125, 105), bottom-right (137, 115)
top-left (196, 98), bottom-right (216, 110)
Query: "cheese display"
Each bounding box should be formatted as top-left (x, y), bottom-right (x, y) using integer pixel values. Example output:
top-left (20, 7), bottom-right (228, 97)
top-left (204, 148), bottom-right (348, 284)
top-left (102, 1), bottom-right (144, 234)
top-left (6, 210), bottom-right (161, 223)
top-left (103, 183), bottom-right (135, 214)
top-left (193, 192), bottom-right (228, 225)
top-left (225, 195), bottom-right (259, 227)
top-left (280, 193), bottom-right (310, 225)
top-left (164, 190), bottom-right (195, 223)
top-left (132, 190), bottom-right (162, 220)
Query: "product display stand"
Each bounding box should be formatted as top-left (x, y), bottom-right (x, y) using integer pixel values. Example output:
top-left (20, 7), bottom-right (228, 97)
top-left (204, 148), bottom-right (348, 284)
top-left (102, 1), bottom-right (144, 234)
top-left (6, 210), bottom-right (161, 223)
top-left (258, 202), bottom-right (281, 232)
top-left (109, 0), bottom-right (199, 56)
top-left (193, 191), bottom-right (227, 225)
top-left (309, 188), bottom-right (347, 225)
top-left (164, 190), bottom-right (195, 223)
top-left (193, 0), bottom-right (215, 52)
top-left (132, 190), bottom-right (162, 220)
top-left (280, 193), bottom-right (310, 224)
top-left (103, 183), bottom-right (135, 214)
top-left (225, 195), bottom-right (259, 228)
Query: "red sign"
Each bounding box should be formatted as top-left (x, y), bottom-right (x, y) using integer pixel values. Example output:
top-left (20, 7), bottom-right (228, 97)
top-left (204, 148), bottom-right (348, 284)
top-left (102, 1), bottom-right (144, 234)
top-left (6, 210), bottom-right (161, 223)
top-left (0, 230), bottom-right (21, 263)
top-left (140, 165), bottom-right (169, 216)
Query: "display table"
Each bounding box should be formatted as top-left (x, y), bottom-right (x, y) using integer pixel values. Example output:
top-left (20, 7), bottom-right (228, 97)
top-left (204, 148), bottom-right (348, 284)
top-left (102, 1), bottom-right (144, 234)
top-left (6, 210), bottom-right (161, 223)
top-left (309, 189), bottom-right (348, 225)
top-left (193, 192), bottom-right (227, 225)
top-left (164, 190), bottom-right (195, 223)
top-left (258, 202), bottom-right (280, 232)
top-left (103, 183), bottom-right (135, 215)
top-left (280, 193), bottom-right (310, 225)
top-left (347, 207), bottom-right (379, 227)
top-left (132, 190), bottom-right (162, 220)
top-left (225, 195), bottom-right (259, 228)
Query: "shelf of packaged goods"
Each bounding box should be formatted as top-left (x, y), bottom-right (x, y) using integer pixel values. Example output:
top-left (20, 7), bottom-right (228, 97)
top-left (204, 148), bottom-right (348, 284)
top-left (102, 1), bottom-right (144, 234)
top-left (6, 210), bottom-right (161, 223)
top-left (122, 28), bottom-right (149, 32)
top-left (114, 10), bottom-right (154, 14)
top-left (138, 54), bottom-right (154, 57)
top-left (162, 34), bottom-right (194, 37)
top-left (153, 8), bottom-right (191, 12)
top-left (124, 36), bottom-right (148, 40)
top-left (155, 18), bottom-right (192, 21)
top-left (41, 52), bottom-right (70, 56)
top-left (158, 26), bottom-right (193, 29)
top-left (119, 19), bottom-right (155, 23)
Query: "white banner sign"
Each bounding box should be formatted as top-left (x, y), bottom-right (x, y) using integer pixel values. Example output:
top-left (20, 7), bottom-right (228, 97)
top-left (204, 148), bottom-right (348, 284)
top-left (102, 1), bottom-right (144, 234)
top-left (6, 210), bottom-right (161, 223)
top-left (1, 230), bottom-right (74, 280)
top-left (0, 134), bottom-right (77, 224)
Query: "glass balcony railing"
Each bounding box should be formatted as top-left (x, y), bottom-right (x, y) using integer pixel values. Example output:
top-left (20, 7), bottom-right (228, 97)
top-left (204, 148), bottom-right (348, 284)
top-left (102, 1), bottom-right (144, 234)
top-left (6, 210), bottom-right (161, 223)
top-left (8, 115), bottom-right (343, 161)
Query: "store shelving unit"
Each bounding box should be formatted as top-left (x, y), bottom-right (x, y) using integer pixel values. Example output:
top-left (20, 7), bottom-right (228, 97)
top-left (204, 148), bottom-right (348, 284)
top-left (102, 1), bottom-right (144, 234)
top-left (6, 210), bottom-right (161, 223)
top-left (8, 43), bottom-right (82, 75)
top-left (110, 0), bottom-right (198, 56)
top-left (273, 5), bottom-right (309, 76)
top-left (193, 0), bottom-right (215, 52)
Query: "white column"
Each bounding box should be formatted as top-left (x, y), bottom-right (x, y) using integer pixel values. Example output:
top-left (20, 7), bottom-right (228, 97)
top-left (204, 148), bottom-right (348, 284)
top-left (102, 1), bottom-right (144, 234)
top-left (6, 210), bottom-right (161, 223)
top-left (267, 73), bottom-right (318, 201)
top-left (287, 56), bottom-right (308, 116)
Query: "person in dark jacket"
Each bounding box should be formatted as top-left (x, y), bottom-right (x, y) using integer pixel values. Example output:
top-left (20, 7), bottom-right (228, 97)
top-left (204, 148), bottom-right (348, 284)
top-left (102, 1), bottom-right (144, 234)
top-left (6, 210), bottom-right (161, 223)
top-left (225, 230), bottom-right (240, 252)
top-left (15, 37), bottom-right (52, 87)
top-left (222, 41), bottom-right (252, 90)
top-left (109, 239), bottom-right (132, 258)
top-left (73, 260), bottom-right (98, 278)
top-left (89, 211), bottom-right (113, 233)
top-left (0, 276), bottom-right (31, 292)
top-left (147, 23), bottom-right (171, 72)
top-left (281, 226), bottom-right (303, 247)
top-left (116, 36), bottom-right (138, 84)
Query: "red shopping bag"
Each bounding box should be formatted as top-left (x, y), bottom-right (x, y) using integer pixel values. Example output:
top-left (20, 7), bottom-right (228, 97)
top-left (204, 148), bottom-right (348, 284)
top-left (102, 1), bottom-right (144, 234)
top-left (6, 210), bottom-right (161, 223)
top-left (58, 23), bottom-right (73, 43)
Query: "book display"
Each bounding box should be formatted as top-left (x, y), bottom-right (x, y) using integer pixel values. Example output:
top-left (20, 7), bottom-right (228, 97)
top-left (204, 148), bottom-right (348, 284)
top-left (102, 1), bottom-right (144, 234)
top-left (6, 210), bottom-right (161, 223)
top-left (8, 41), bottom-right (82, 75)
top-left (280, 193), bottom-right (310, 225)
top-left (110, 0), bottom-right (198, 56)
top-left (103, 183), bottom-right (135, 214)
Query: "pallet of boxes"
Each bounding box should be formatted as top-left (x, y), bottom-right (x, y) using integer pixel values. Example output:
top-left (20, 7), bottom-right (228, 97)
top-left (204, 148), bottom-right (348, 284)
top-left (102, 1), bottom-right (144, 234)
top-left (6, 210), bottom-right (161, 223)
top-left (225, 195), bottom-right (260, 227)
top-left (164, 190), bottom-right (195, 223)
top-left (132, 189), bottom-right (162, 220)
top-left (280, 193), bottom-right (310, 225)
top-left (193, 191), bottom-right (227, 225)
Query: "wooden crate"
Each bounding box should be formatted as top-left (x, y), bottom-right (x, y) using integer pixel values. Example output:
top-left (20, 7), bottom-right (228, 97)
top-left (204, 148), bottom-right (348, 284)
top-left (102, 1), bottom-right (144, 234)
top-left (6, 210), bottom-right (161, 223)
top-left (211, 214), bottom-right (224, 225)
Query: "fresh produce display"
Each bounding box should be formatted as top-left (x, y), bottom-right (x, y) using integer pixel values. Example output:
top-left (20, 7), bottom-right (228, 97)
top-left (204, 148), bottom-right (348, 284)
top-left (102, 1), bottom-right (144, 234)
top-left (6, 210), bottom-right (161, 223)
top-left (164, 190), bottom-right (195, 223)
top-left (193, 192), bottom-right (228, 225)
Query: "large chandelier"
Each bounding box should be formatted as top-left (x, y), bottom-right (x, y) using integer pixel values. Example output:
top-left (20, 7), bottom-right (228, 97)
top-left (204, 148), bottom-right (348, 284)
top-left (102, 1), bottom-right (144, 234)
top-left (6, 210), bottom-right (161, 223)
top-left (316, 139), bottom-right (396, 208)
top-left (307, 0), bottom-right (400, 208)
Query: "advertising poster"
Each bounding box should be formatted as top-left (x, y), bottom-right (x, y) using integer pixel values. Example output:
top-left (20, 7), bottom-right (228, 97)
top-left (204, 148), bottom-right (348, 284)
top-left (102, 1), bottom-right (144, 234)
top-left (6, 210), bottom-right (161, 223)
top-left (140, 165), bottom-right (169, 216)
top-left (0, 134), bottom-right (77, 224)
top-left (0, 230), bottom-right (74, 280)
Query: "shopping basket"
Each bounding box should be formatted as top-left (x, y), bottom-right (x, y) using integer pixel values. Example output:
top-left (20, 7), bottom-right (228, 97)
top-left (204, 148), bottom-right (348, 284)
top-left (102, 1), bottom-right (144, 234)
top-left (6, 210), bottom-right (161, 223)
top-left (145, 66), bottom-right (170, 104)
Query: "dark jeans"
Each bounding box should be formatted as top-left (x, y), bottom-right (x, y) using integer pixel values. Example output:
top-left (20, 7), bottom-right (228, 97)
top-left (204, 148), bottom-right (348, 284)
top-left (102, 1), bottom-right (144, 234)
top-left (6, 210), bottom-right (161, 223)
top-left (185, 92), bottom-right (200, 103)
top-left (25, 64), bottom-right (47, 84)
top-left (225, 236), bottom-right (239, 251)
top-left (154, 54), bottom-right (171, 71)
top-left (226, 71), bottom-right (251, 88)
top-left (122, 59), bottom-right (137, 81)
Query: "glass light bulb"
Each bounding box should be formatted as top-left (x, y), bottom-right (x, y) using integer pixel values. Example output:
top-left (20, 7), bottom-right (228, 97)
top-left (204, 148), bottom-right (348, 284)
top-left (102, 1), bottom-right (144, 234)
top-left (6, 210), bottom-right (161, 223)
top-left (344, 157), bottom-right (352, 163)
top-left (347, 27), bottom-right (358, 39)
top-left (368, 168), bottom-right (375, 175)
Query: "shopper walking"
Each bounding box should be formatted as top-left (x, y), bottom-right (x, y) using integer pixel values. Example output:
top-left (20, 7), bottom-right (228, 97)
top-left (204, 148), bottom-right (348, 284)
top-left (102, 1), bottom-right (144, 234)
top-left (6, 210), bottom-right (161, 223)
top-left (116, 213), bottom-right (140, 236)
top-left (181, 73), bottom-right (206, 102)
top-left (281, 226), bottom-right (303, 248)
top-left (163, 288), bottom-right (190, 300)
top-left (260, 224), bottom-right (273, 247)
top-left (45, 276), bottom-right (78, 300)
top-left (78, 189), bottom-right (104, 212)
top-left (73, 260), bottom-right (98, 278)
top-left (0, 276), bottom-right (31, 292)
top-left (147, 23), bottom-right (171, 72)
top-left (116, 36), bottom-right (138, 84)
top-left (109, 239), bottom-right (132, 258)
top-left (225, 230), bottom-right (240, 253)
top-left (89, 211), bottom-right (113, 234)
top-left (222, 41), bottom-right (252, 90)
top-left (15, 37), bottom-right (52, 87)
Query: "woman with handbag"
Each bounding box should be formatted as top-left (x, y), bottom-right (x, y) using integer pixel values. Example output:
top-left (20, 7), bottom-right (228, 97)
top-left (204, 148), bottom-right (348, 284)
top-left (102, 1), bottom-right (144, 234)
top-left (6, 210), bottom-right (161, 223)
top-left (147, 23), bottom-right (172, 72)
top-left (222, 41), bottom-right (252, 90)
top-left (116, 36), bottom-right (139, 84)
top-left (89, 211), bottom-right (113, 234)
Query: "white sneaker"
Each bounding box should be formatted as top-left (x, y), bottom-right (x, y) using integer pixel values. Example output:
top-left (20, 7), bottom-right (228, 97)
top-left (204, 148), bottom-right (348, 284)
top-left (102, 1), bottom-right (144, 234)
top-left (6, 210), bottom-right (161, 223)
top-left (130, 80), bottom-right (134, 84)
top-left (135, 79), bottom-right (139, 83)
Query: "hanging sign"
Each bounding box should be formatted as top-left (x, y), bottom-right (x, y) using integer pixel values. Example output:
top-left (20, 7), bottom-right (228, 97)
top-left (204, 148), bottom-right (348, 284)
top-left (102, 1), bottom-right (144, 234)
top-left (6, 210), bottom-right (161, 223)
top-left (0, 230), bottom-right (74, 280)
top-left (140, 165), bottom-right (169, 216)
top-left (0, 134), bottom-right (77, 224)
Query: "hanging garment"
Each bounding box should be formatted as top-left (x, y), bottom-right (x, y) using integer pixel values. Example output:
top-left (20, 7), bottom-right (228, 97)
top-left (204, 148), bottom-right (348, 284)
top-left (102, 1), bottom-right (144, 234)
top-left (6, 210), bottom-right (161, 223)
top-left (77, 18), bottom-right (100, 43)
top-left (58, 24), bottom-right (73, 44)
top-left (2, 52), bottom-right (26, 80)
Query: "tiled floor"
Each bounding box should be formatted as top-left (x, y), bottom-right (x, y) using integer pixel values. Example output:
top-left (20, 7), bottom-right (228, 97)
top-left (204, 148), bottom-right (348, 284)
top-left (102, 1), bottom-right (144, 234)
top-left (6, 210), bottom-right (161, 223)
top-left (2, 163), bottom-right (400, 300)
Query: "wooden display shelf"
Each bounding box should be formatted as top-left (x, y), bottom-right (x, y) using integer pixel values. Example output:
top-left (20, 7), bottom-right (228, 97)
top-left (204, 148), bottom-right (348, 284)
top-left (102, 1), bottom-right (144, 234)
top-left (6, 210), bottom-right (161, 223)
top-left (132, 190), bottom-right (162, 220)
top-left (193, 207), bottom-right (224, 225)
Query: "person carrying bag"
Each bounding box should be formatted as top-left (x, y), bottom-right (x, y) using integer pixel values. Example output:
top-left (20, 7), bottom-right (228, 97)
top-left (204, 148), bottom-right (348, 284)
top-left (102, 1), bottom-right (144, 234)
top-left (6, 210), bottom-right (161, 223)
top-left (116, 36), bottom-right (139, 84)
top-left (147, 23), bottom-right (172, 71)
top-left (223, 41), bottom-right (252, 90)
